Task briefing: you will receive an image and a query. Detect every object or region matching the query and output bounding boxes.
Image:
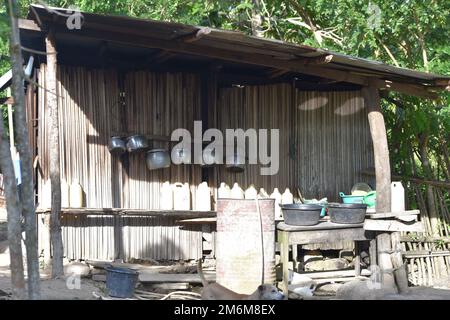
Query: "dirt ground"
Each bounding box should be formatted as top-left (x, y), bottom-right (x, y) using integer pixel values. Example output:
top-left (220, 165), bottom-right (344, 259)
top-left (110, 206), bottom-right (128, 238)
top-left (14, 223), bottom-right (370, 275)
top-left (0, 221), bottom-right (449, 300)
top-left (0, 221), bottom-right (103, 300)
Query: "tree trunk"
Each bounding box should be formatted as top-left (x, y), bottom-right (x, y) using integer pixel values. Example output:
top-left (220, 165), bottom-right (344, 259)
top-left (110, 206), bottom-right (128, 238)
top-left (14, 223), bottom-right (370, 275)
top-left (0, 113), bottom-right (26, 299)
top-left (362, 85), bottom-right (396, 288)
top-left (6, 0), bottom-right (41, 299)
top-left (46, 30), bottom-right (64, 278)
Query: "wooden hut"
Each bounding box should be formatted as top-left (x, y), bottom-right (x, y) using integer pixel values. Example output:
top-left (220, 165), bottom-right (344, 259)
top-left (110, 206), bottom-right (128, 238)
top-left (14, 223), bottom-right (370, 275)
top-left (15, 4), bottom-right (450, 272)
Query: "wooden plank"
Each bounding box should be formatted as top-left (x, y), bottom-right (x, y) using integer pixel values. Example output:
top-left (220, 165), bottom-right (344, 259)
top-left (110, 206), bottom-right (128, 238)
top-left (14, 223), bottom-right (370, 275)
top-left (286, 228), bottom-right (372, 245)
top-left (294, 269), bottom-right (371, 280)
top-left (146, 283), bottom-right (190, 290)
top-left (400, 236), bottom-right (450, 243)
top-left (0, 69), bottom-right (12, 91)
top-left (364, 219), bottom-right (424, 232)
top-left (36, 208), bottom-right (217, 218)
top-left (367, 210), bottom-right (420, 219)
top-left (403, 251), bottom-right (450, 259)
top-left (18, 18), bottom-right (41, 32)
top-left (277, 221), bottom-right (364, 232)
top-left (177, 217), bottom-right (217, 224)
top-left (138, 271), bottom-right (215, 283)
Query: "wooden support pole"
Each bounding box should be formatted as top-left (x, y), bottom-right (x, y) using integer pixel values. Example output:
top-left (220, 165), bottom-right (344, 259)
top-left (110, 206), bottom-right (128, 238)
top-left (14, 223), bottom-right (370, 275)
top-left (46, 29), bottom-right (64, 277)
top-left (362, 85), bottom-right (395, 289)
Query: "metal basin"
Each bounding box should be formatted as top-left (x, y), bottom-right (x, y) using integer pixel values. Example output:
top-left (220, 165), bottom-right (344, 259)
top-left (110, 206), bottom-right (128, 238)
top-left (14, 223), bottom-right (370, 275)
top-left (280, 203), bottom-right (322, 226)
top-left (328, 203), bottom-right (367, 224)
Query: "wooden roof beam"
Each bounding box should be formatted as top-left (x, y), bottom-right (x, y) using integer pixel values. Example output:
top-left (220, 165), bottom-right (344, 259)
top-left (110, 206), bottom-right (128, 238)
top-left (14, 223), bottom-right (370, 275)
top-left (18, 18), bottom-right (41, 32)
top-left (178, 27), bottom-right (211, 43)
top-left (20, 18), bottom-right (439, 98)
top-left (295, 54), bottom-right (333, 65)
top-left (374, 79), bottom-right (438, 99)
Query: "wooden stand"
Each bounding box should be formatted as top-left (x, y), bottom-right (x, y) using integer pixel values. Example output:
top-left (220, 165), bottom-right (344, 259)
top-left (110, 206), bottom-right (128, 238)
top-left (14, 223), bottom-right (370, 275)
top-left (277, 221), bottom-right (376, 296)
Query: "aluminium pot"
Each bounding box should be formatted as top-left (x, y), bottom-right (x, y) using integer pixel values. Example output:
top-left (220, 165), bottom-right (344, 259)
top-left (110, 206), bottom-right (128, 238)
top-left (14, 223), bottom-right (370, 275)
top-left (146, 149), bottom-right (171, 170)
top-left (328, 203), bottom-right (367, 224)
top-left (126, 135), bottom-right (149, 153)
top-left (280, 203), bottom-right (322, 226)
top-left (108, 136), bottom-right (126, 155)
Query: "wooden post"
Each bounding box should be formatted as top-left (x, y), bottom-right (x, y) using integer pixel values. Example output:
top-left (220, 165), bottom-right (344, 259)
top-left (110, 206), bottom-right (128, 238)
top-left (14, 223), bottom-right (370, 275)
top-left (362, 85), bottom-right (395, 288)
top-left (46, 30), bottom-right (64, 277)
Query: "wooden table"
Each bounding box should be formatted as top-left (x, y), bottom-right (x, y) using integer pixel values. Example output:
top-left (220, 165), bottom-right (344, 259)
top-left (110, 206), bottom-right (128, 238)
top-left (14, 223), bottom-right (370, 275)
top-left (277, 220), bottom-right (376, 296)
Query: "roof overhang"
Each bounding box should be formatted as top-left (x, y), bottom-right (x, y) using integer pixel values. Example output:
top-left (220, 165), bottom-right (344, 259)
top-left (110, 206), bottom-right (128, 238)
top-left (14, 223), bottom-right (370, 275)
top-left (19, 4), bottom-right (450, 98)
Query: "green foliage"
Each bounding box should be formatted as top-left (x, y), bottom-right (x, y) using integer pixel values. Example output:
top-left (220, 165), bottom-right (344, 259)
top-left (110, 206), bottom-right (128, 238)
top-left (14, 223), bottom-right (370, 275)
top-left (0, 1), bottom-right (449, 213)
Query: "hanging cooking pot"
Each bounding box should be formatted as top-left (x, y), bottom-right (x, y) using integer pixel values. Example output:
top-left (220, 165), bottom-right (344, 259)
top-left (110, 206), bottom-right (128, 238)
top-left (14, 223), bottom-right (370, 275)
top-left (225, 152), bottom-right (245, 172)
top-left (108, 136), bottom-right (126, 155)
top-left (146, 149), bottom-right (171, 170)
top-left (126, 135), bottom-right (149, 153)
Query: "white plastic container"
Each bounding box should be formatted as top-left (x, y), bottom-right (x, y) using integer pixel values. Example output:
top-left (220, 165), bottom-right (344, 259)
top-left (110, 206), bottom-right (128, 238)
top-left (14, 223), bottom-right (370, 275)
top-left (281, 188), bottom-right (294, 205)
top-left (258, 188), bottom-right (269, 198)
top-left (270, 188), bottom-right (283, 220)
top-left (196, 182), bottom-right (211, 211)
top-left (61, 180), bottom-right (70, 208)
top-left (69, 180), bottom-right (84, 208)
top-left (245, 184), bottom-right (258, 199)
top-left (391, 181), bottom-right (405, 212)
top-left (230, 183), bottom-right (244, 199)
top-left (173, 182), bottom-right (190, 210)
top-left (160, 181), bottom-right (173, 210)
top-left (218, 182), bottom-right (231, 198)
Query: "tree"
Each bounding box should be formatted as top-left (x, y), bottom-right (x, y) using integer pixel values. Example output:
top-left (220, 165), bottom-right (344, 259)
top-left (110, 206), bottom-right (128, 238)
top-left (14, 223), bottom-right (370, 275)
top-left (4, 0), bottom-right (41, 299)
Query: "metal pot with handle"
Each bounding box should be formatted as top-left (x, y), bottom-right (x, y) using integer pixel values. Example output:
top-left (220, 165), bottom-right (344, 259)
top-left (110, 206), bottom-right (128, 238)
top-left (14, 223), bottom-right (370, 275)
top-left (146, 149), bottom-right (171, 170)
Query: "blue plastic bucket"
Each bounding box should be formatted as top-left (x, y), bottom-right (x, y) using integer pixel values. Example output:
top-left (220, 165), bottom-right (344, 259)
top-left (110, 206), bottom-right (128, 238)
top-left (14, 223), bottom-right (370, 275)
top-left (105, 266), bottom-right (139, 298)
top-left (339, 192), bottom-right (364, 204)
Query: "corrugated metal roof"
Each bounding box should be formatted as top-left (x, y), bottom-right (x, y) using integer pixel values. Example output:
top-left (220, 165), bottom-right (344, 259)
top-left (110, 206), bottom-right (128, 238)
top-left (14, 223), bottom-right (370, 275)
top-left (23, 4), bottom-right (449, 96)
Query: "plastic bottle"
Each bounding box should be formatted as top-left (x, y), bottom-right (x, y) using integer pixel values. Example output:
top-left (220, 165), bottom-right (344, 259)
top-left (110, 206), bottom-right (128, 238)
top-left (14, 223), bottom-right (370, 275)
top-left (230, 183), bottom-right (244, 199)
top-left (258, 188), bottom-right (269, 198)
top-left (196, 182), bottom-right (211, 211)
top-left (245, 184), bottom-right (258, 199)
top-left (281, 188), bottom-right (294, 205)
top-left (69, 180), bottom-right (84, 208)
top-left (391, 181), bottom-right (405, 212)
top-left (160, 181), bottom-right (173, 210)
top-left (218, 182), bottom-right (231, 198)
top-left (270, 188), bottom-right (282, 220)
top-left (173, 182), bottom-right (190, 210)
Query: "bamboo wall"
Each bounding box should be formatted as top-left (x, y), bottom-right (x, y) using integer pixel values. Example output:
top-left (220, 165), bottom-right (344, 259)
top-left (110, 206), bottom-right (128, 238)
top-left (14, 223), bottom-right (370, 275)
top-left (212, 85), bottom-right (374, 202)
top-left (36, 65), bottom-right (374, 259)
top-left (37, 65), bottom-right (203, 260)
